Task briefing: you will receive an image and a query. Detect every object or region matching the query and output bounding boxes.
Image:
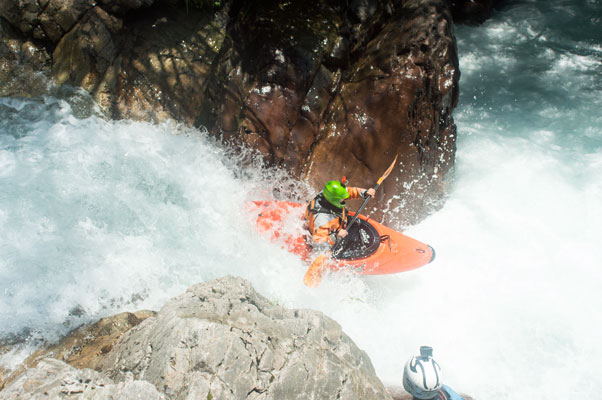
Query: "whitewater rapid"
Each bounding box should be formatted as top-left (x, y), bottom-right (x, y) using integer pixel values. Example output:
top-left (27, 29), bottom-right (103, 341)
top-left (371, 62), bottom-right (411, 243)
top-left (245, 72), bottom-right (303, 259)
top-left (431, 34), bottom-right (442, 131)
top-left (1, 1), bottom-right (601, 398)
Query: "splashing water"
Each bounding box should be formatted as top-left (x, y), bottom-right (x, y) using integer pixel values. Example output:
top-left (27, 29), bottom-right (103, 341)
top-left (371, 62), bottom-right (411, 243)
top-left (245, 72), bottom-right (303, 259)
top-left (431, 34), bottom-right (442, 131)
top-left (1, 1), bottom-right (601, 398)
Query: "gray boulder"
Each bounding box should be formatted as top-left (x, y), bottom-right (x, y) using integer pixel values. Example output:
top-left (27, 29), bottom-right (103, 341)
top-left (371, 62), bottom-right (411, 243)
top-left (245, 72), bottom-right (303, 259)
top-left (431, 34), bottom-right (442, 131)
top-left (98, 275), bottom-right (392, 400)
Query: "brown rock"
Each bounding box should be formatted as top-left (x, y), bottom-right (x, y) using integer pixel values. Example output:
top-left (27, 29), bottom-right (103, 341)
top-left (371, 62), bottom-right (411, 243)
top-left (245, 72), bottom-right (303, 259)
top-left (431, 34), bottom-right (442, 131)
top-left (0, 333), bottom-right (30, 391)
top-left (0, 366), bottom-right (6, 392)
top-left (0, 0), bottom-right (43, 36)
top-left (0, 19), bottom-right (52, 97)
top-left (0, 310), bottom-right (155, 390)
top-left (203, 0), bottom-right (458, 225)
top-left (0, 0), bottom-right (96, 42)
top-left (303, 0), bottom-right (459, 225)
top-left (51, 3), bottom-right (229, 124)
top-left (202, 0), bottom-right (344, 171)
top-left (34, 310), bottom-right (155, 371)
top-left (39, 0), bottom-right (96, 42)
top-left (2, 0), bottom-right (461, 225)
top-left (52, 6), bottom-right (124, 93)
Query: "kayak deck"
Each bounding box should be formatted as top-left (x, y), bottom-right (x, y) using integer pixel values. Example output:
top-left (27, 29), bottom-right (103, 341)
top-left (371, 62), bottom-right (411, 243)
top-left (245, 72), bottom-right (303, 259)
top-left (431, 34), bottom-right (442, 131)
top-left (251, 200), bottom-right (434, 275)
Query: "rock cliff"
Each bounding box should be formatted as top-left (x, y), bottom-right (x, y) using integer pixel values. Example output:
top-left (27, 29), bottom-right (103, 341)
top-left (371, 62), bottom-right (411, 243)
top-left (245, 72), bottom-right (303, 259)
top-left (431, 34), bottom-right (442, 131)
top-left (0, 0), bottom-right (469, 225)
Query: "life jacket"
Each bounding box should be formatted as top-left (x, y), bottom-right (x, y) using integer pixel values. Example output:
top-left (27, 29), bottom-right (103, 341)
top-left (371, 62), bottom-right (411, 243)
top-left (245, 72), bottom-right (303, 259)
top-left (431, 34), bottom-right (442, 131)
top-left (305, 193), bottom-right (348, 244)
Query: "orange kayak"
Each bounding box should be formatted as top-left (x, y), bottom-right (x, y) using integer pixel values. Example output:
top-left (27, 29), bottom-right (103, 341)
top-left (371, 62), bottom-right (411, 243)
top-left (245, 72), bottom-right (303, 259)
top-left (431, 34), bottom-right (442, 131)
top-left (250, 200), bottom-right (435, 275)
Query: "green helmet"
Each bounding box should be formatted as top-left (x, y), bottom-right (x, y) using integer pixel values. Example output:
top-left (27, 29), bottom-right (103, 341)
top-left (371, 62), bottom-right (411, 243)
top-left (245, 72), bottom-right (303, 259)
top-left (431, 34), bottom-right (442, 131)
top-left (323, 180), bottom-right (349, 209)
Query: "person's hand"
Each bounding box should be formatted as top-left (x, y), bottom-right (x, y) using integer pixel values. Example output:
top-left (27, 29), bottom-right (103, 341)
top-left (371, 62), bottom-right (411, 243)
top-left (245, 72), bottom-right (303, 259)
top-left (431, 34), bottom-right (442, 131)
top-left (337, 229), bottom-right (348, 238)
top-left (366, 188), bottom-right (375, 197)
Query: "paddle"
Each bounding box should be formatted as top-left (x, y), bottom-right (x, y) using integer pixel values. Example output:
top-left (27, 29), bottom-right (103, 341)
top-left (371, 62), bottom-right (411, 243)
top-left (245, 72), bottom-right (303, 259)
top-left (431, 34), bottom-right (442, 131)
top-left (303, 155), bottom-right (398, 287)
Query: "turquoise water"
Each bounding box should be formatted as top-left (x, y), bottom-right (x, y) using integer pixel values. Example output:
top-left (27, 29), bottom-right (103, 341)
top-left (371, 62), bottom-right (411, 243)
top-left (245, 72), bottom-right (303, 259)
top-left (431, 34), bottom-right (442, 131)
top-left (1, 1), bottom-right (601, 398)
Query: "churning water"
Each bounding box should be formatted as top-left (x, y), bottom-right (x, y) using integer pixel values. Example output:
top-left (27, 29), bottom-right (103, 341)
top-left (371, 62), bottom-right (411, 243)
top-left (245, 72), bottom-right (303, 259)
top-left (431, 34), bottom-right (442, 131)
top-left (1, 1), bottom-right (601, 398)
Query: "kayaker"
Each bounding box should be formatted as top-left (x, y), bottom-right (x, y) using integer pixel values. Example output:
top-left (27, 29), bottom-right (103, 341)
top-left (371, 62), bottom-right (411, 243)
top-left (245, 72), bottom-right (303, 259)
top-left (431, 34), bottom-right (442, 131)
top-left (304, 178), bottom-right (375, 250)
top-left (403, 346), bottom-right (465, 400)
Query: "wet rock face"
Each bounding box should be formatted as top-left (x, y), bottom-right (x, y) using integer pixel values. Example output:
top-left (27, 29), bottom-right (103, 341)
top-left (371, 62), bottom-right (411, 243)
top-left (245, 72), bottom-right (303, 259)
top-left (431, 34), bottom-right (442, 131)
top-left (48, 3), bottom-right (228, 125)
top-left (201, 0), bottom-right (346, 176)
top-left (0, 20), bottom-right (51, 97)
top-left (51, 6), bottom-right (124, 97)
top-left (303, 0), bottom-right (459, 225)
top-left (1, 0), bottom-right (462, 225)
top-left (201, 0), bottom-right (459, 225)
top-left (0, 0), bottom-right (97, 43)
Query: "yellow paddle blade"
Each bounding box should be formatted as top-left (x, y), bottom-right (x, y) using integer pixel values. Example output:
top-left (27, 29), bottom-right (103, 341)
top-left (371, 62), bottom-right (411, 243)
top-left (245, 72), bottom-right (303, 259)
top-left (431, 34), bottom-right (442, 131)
top-left (376, 154), bottom-right (398, 186)
top-left (303, 254), bottom-right (329, 287)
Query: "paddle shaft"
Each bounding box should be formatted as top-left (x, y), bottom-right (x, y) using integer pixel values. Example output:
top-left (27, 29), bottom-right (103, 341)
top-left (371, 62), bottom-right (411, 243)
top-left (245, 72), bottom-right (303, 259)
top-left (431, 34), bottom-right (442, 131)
top-left (331, 188), bottom-right (374, 256)
top-left (331, 155), bottom-right (397, 256)
top-left (346, 183), bottom-right (380, 231)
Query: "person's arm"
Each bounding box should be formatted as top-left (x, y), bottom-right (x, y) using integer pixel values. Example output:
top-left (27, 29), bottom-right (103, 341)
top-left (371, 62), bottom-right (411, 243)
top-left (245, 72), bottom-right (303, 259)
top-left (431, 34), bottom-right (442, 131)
top-left (336, 187), bottom-right (375, 238)
top-left (347, 186), bottom-right (375, 199)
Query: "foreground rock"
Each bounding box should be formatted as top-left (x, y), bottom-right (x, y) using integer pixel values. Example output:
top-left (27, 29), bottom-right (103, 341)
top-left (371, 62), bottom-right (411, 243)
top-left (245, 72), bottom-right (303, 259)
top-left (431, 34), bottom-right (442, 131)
top-left (98, 276), bottom-right (392, 399)
top-left (29, 310), bottom-right (156, 371)
top-left (0, 358), bottom-right (164, 399)
top-left (1, 276), bottom-right (393, 399)
top-left (0, 310), bottom-right (155, 392)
